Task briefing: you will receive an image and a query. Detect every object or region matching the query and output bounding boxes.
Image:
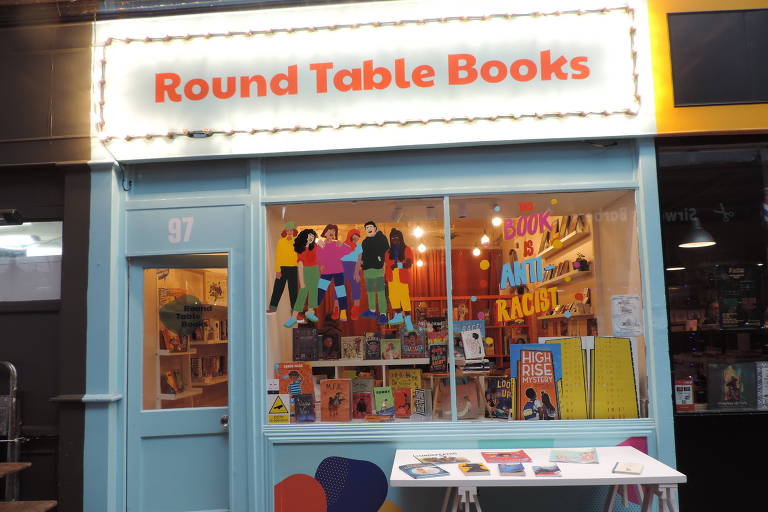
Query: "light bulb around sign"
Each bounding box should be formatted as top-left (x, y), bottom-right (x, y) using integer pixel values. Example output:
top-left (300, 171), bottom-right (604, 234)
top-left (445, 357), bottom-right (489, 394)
top-left (472, 247), bottom-right (481, 257)
top-left (413, 226), bottom-right (424, 238)
top-left (417, 243), bottom-right (427, 253)
top-left (480, 233), bottom-right (490, 245)
top-left (491, 216), bottom-right (502, 227)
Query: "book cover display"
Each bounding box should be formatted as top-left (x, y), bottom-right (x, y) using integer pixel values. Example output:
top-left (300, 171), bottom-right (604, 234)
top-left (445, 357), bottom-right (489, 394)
top-left (275, 362), bottom-right (314, 396)
top-left (319, 332), bottom-right (341, 360)
top-left (459, 462), bottom-right (490, 476)
top-left (320, 379), bottom-right (351, 422)
top-left (394, 388), bottom-right (412, 418)
top-left (374, 386), bottom-right (395, 416)
top-left (399, 463), bottom-right (450, 479)
top-left (674, 379), bottom-right (695, 412)
top-left (484, 376), bottom-right (513, 419)
top-left (382, 338), bottom-right (402, 360)
top-left (401, 329), bottom-right (426, 358)
top-left (541, 336), bottom-right (589, 419)
top-left (509, 344), bottom-right (562, 421)
top-left (352, 392), bottom-right (372, 419)
top-left (707, 362), bottom-right (757, 410)
top-left (590, 337), bottom-right (640, 419)
top-left (428, 343), bottom-right (448, 373)
top-left (453, 320), bottom-right (486, 360)
top-left (549, 447), bottom-right (599, 464)
top-left (294, 394), bottom-right (316, 423)
top-left (340, 336), bottom-right (364, 359)
top-left (387, 368), bottom-right (422, 393)
top-left (364, 333), bottom-right (382, 360)
top-left (533, 464), bottom-right (562, 477)
top-left (413, 452), bottom-right (469, 464)
top-left (292, 327), bottom-right (319, 361)
top-left (498, 463), bottom-right (526, 476)
top-left (413, 388), bottom-right (432, 421)
top-left (481, 450), bottom-right (531, 463)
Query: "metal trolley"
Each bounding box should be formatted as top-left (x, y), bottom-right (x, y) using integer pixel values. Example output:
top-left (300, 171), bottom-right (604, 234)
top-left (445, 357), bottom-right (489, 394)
top-left (0, 361), bottom-right (22, 500)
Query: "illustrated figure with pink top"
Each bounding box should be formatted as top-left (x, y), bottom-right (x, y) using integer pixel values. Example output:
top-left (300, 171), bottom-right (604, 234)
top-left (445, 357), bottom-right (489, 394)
top-left (316, 224), bottom-right (353, 321)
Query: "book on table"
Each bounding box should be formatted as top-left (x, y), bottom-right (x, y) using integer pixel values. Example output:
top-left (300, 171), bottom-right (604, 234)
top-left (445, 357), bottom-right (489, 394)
top-left (399, 463), bottom-right (450, 479)
top-left (612, 462), bottom-right (644, 474)
top-left (413, 452), bottom-right (469, 464)
top-left (481, 450), bottom-right (532, 463)
top-left (532, 464), bottom-right (562, 477)
top-left (459, 462), bottom-right (490, 476)
top-left (549, 447), bottom-right (599, 464)
top-left (498, 463), bottom-right (526, 476)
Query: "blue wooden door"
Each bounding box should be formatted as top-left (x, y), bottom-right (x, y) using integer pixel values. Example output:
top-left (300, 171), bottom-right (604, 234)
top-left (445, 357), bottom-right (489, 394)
top-left (125, 207), bottom-right (249, 512)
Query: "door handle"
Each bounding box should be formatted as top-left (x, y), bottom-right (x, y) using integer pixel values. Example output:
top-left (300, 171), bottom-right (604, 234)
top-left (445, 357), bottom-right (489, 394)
top-left (220, 415), bottom-right (229, 431)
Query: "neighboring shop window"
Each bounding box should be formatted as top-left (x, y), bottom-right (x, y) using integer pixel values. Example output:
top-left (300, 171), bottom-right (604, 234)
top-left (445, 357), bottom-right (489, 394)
top-left (659, 143), bottom-right (768, 414)
top-left (265, 191), bottom-right (648, 424)
top-left (0, 221), bottom-right (62, 301)
top-left (143, 265), bottom-right (229, 410)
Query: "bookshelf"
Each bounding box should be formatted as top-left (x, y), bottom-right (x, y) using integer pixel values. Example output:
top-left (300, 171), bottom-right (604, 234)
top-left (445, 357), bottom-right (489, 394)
top-left (535, 269), bottom-right (593, 289)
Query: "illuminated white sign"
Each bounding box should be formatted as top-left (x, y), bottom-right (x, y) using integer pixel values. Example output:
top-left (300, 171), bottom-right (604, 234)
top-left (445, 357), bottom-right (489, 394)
top-left (93, 1), bottom-right (655, 160)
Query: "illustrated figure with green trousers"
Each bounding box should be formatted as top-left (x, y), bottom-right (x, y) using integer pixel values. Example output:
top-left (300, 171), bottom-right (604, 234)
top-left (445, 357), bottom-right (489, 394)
top-left (284, 229), bottom-right (320, 328)
top-left (359, 221), bottom-right (390, 324)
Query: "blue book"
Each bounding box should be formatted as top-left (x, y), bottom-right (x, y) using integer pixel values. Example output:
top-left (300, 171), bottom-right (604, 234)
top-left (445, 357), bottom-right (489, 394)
top-left (498, 463), bottom-right (526, 476)
top-left (399, 462), bottom-right (450, 479)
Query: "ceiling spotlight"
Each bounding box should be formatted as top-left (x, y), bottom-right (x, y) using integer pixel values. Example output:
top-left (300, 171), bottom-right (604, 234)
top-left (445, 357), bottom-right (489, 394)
top-left (413, 225), bottom-right (424, 238)
top-left (491, 216), bottom-right (502, 227)
top-left (426, 205), bottom-right (437, 221)
top-left (493, 204), bottom-right (501, 212)
top-left (480, 233), bottom-right (490, 246)
top-left (678, 218), bottom-right (716, 248)
top-left (472, 247), bottom-right (481, 257)
top-left (417, 243), bottom-right (427, 253)
top-left (416, 259), bottom-right (425, 268)
top-left (456, 201), bottom-right (468, 219)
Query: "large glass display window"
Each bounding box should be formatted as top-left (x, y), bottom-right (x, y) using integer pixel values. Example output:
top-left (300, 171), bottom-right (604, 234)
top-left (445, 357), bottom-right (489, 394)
top-left (265, 190), bottom-right (648, 424)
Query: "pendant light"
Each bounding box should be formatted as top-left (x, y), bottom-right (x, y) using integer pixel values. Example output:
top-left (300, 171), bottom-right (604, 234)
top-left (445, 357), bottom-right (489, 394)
top-left (678, 218), bottom-right (716, 248)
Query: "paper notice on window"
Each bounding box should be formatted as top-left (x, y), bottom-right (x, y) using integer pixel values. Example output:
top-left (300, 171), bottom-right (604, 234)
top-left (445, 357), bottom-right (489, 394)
top-left (611, 295), bottom-right (643, 337)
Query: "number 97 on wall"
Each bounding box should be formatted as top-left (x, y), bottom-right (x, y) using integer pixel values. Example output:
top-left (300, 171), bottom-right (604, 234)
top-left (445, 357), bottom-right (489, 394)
top-left (168, 217), bottom-right (194, 244)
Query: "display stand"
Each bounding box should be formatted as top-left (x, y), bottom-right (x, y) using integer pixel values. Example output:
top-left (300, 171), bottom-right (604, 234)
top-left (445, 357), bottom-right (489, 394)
top-left (390, 446), bottom-right (685, 512)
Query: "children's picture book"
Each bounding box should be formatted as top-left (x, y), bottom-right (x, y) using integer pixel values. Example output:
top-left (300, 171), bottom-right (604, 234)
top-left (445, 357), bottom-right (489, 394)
top-left (159, 328), bottom-right (188, 353)
top-left (413, 452), bottom-right (469, 464)
top-left (364, 333), bottom-right (382, 360)
top-left (159, 369), bottom-right (184, 394)
top-left (275, 362), bottom-right (314, 396)
top-left (541, 336), bottom-right (589, 420)
top-left (394, 388), bottom-right (412, 418)
top-left (498, 463), bottom-right (526, 476)
top-left (320, 379), bottom-right (351, 422)
top-left (460, 329), bottom-right (486, 360)
top-left (382, 338), bottom-right (402, 360)
top-left (454, 380), bottom-right (482, 419)
top-left (352, 392), bottom-right (372, 419)
top-left (388, 368), bottom-right (422, 392)
top-left (459, 462), bottom-right (490, 476)
top-left (509, 344), bottom-right (562, 421)
top-left (453, 320), bottom-right (486, 359)
top-left (612, 462), bottom-right (644, 474)
top-left (319, 332), bottom-right (341, 360)
top-left (401, 329), bottom-right (426, 358)
top-left (427, 327), bottom-right (448, 346)
top-left (707, 362), bottom-right (757, 410)
top-left (428, 343), bottom-right (448, 373)
top-left (549, 447), bottom-right (599, 464)
top-left (340, 336), bottom-right (364, 359)
top-left (413, 388), bottom-right (433, 421)
top-left (484, 376), bottom-right (513, 419)
top-left (532, 464), bottom-right (562, 477)
top-left (373, 386), bottom-right (395, 416)
top-left (481, 450), bottom-right (532, 463)
top-left (591, 336), bottom-right (640, 419)
top-left (292, 327), bottom-right (319, 361)
top-left (294, 394), bottom-right (316, 423)
top-left (351, 377), bottom-right (375, 395)
top-left (399, 463), bottom-right (450, 479)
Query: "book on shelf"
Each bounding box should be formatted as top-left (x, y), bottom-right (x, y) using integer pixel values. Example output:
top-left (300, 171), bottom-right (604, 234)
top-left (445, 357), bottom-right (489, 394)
top-left (373, 386), bottom-right (395, 416)
top-left (351, 377), bottom-right (375, 395)
top-left (159, 369), bottom-right (185, 395)
top-left (275, 362), bottom-right (314, 396)
top-left (612, 462), bottom-right (644, 474)
top-left (498, 463), bottom-right (526, 476)
top-left (541, 336), bottom-right (590, 419)
top-left (352, 392), bottom-right (372, 419)
top-left (445, 379), bottom-right (482, 420)
top-left (340, 335), bottom-right (365, 359)
top-left (401, 328), bottom-right (426, 358)
top-left (590, 337), bottom-right (639, 419)
top-left (319, 332), bottom-right (341, 360)
top-left (394, 388), bottom-right (412, 418)
top-left (707, 362), bottom-right (757, 411)
top-left (460, 329), bottom-right (486, 360)
top-left (509, 344), bottom-right (562, 421)
top-left (484, 377), bottom-right (514, 419)
top-left (292, 327), bottom-right (319, 361)
top-left (387, 368), bottom-right (422, 392)
top-left (413, 388), bottom-right (432, 421)
top-left (320, 379), bottom-right (351, 422)
top-left (364, 333), bottom-right (382, 360)
top-left (413, 452), bottom-right (469, 464)
top-left (382, 338), bottom-right (402, 360)
top-left (459, 463), bottom-right (490, 476)
top-left (428, 343), bottom-right (448, 373)
top-left (294, 394), bottom-right (316, 423)
top-left (674, 379), bottom-right (695, 412)
top-left (549, 447), bottom-right (599, 464)
top-left (481, 450), bottom-right (531, 463)
top-left (190, 357), bottom-right (202, 382)
top-left (532, 464), bottom-right (562, 477)
top-left (399, 463), bottom-right (450, 479)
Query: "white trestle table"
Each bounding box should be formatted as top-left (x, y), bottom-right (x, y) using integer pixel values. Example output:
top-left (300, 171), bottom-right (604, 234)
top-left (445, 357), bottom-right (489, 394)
top-left (389, 446), bottom-right (686, 512)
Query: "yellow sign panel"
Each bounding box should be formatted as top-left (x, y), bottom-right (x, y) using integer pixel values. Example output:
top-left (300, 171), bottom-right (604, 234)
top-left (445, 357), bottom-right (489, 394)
top-left (269, 395), bottom-right (289, 414)
top-left (268, 414), bottom-right (290, 424)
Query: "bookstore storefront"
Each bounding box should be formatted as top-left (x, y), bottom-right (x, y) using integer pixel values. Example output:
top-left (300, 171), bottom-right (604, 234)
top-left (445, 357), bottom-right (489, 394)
top-left (84, 2), bottom-right (674, 511)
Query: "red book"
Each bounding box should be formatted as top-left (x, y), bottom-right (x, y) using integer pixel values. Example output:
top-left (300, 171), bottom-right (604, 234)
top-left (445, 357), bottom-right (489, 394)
top-left (320, 379), bottom-right (351, 422)
top-left (352, 392), bottom-right (372, 419)
top-left (394, 388), bottom-right (412, 418)
top-left (481, 450), bottom-right (532, 463)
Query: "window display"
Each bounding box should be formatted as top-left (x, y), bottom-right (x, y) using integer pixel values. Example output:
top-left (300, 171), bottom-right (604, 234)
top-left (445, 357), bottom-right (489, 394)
top-left (265, 190), bottom-right (647, 424)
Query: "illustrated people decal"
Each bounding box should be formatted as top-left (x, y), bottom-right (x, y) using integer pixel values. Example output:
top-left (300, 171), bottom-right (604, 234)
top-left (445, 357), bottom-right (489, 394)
top-left (384, 228), bottom-right (415, 331)
top-left (359, 221), bottom-right (390, 324)
top-left (284, 229), bottom-right (321, 328)
top-left (267, 221), bottom-right (298, 314)
top-left (316, 224), bottom-right (353, 321)
top-left (340, 229), bottom-right (363, 320)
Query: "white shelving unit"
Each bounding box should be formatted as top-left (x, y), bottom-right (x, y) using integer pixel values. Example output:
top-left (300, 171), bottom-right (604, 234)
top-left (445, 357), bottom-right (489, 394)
top-left (309, 358), bottom-right (430, 382)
